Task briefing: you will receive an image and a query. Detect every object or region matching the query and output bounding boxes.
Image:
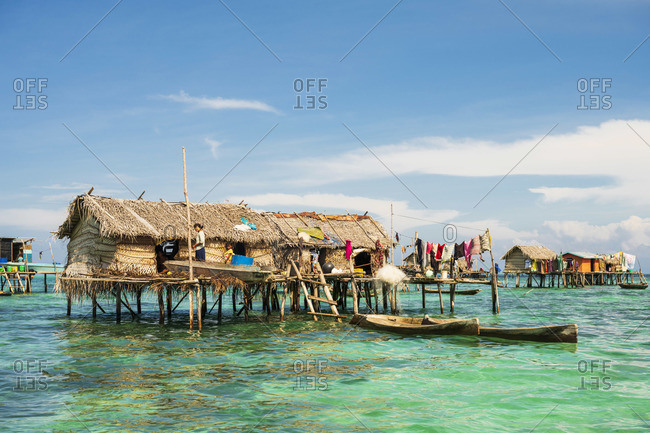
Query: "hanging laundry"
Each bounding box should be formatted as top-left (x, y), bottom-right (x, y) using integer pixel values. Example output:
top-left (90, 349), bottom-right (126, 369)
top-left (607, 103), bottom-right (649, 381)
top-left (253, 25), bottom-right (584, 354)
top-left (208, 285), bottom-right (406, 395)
top-left (415, 239), bottom-right (425, 269)
top-left (401, 245), bottom-right (406, 253)
top-left (454, 242), bottom-right (464, 259)
top-left (345, 240), bottom-right (352, 261)
top-left (624, 253), bottom-right (636, 271)
top-left (395, 233), bottom-right (400, 243)
top-left (479, 230), bottom-right (491, 252)
top-left (464, 240), bottom-right (472, 265)
top-left (470, 236), bottom-right (481, 255)
top-left (426, 242), bottom-right (433, 255)
top-left (436, 243), bottom-right (445, 260)
top-left (441, 244), bottom-right (453, 261)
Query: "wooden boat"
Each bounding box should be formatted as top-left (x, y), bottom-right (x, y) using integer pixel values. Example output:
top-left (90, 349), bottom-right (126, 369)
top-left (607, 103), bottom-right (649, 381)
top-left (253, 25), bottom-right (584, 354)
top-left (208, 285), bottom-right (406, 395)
top-left (424, 288), bottom-right (482, 295)
top-left (479, 324), bottom-right (578, 343)
top-left (164, 260), bottom-right (272, 283)
top-left (618, 282), bottom-right (647, 290)
top-left (0, 292), bottom-right (12, 296)
top-left (350, 314), bottom-right (479, 335)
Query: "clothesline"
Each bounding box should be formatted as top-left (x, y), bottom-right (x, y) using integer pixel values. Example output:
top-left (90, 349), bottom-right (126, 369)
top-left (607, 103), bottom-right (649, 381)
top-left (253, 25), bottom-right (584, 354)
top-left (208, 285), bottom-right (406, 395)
top-left (393, 214), bottom-right (486, 233)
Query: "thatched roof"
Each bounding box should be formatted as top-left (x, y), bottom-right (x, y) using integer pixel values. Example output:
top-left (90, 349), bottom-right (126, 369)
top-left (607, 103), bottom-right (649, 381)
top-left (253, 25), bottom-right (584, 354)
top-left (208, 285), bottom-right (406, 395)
top-left (501, 245), bottom-right (557, 261)
top-left (267, 212), bottom-right (390, 249)
top-left (57, 195), bottom-right (281, 244)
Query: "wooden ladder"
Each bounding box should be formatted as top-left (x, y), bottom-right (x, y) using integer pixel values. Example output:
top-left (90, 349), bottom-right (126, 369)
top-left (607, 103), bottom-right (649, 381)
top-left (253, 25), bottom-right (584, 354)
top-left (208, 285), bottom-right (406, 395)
top-left (2, 269), bottom-right (26, 294)
top-left (290, 261), bottom-right (345, 321)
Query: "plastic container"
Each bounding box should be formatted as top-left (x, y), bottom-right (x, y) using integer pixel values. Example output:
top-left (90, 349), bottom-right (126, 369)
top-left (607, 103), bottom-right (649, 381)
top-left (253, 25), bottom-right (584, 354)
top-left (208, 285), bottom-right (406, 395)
top-left (231, 254), bottom-right (253, 266)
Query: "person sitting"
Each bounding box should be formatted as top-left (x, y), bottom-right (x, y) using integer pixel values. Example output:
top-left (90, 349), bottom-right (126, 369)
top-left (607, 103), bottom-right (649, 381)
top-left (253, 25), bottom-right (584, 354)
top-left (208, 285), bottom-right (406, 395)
top-left (192, 223), bottom-right (206, 262)
top-left (224, 243), bottom-right (234, 264)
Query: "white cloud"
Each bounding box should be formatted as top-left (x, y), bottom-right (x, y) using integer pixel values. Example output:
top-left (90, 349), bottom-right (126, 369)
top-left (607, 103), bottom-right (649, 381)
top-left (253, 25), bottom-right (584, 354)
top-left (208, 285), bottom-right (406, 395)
top-left (161, 91), bottom-right (279, 114)
top-left (286, 119), bottom-right (650, 205)
top-left (0, 208), bottom-right (67, 232)
top-left (205, 138), bottom-right (223, 159)
top-left (543, 216), bottom-right (650, 251)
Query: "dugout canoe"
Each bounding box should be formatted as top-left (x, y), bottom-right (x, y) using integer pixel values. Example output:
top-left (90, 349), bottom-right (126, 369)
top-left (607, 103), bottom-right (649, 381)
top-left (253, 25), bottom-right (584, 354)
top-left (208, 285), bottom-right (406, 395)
top-left (478, 324), bottom-right (578, 343)
top-left (618, 282), bottom-right (647, 290)
top-left (424, 288), bottom-right (482, 295)
top-left (164, 260), bottom-right (272, 283)
top-left (350, 314), bottom-right (479, 335)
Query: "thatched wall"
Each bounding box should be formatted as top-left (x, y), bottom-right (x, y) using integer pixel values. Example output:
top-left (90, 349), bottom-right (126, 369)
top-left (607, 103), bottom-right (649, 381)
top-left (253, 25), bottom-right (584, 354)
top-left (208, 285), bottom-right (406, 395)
top-left (176, 240), bottom-right (274, 267)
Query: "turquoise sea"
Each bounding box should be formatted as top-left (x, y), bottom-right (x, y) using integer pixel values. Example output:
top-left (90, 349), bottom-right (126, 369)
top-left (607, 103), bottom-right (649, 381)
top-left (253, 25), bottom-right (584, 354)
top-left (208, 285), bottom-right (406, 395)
top-left (1, 275), bottom-right (648, 432)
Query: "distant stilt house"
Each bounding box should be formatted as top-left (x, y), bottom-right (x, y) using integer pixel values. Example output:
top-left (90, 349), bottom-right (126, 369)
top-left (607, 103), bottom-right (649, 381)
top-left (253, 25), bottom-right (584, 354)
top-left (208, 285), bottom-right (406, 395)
top-left (562, 252), bottom-right (602, 273)
top-left (0, 237), bottom-right (32, 263)
top-left (267, 212), bottom-right (390, 275)
top-left (56, 195), bottom-right (281, 277)
top-left (501, 245), bottom-right (558, 273)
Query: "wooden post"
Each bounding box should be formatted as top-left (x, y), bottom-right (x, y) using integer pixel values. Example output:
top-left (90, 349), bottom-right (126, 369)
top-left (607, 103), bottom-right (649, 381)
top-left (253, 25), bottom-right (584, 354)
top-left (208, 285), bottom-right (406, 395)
top-left (158, 291), bottom-right (165, 324)
top-left (390, 202), bottom-right (394, 264)
top-left (483, 229), bottom-right (499, 313)
top-left (437, 283), bottom-right (443, 314)
top-left (391, 283), bottom-right (398, 313)
top-left (351, 278), bottom-right (359, 314)
top-left (217, 292), bottom-right (223, 323)
top-left (67, 294), bottom-right (71, 316)
top-left (137, 289), bottom-right (142, 314)
top-left (44, 274), bottom-right (47, 293)
top-left (167, 287), bottom-right (172, 319)
top-left (201, 286), bottom-right (207, 317)
top-left (116, 286), bottom-right (122, 324)
top-left (189, 288), bottom-right (194, 330)
top-left (449, 284), bottom-right (456, 313)
top-left (421, 282), bottom-right (426, 309)
top-left (92, 294), bottom-right (97, 318)
top-left (243, 286), bottom-right (249, 322)
top-left (182, 147), bottom-right (194, 282)
top-left (197, 285), bottom-right (202, 330)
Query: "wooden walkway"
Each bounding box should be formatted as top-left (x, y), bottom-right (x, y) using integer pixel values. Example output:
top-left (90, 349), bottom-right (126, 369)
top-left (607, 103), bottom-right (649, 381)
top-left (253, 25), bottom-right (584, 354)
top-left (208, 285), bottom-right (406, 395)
top-left (503, 270), bottom-right (646, 288)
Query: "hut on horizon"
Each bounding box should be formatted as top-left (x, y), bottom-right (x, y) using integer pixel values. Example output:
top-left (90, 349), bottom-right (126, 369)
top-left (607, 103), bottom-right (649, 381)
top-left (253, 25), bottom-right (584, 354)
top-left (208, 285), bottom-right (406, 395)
top-left (501, 245), bottom-right (558, 273)
top-left (56, 194), bottom-right (280, 276)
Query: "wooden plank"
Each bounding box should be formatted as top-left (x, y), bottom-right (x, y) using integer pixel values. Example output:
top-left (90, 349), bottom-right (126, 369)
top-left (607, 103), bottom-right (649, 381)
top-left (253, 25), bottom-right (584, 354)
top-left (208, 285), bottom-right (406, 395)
top-left (307, 312), bottom-right (347, 318)
top-left (308, 295), bottom-right (337, 305)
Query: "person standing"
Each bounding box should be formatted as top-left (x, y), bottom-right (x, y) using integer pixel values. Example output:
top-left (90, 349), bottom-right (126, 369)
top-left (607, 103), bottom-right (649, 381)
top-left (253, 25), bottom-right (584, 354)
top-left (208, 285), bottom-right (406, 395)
top-left (192, 223), bottom-right (206, 262)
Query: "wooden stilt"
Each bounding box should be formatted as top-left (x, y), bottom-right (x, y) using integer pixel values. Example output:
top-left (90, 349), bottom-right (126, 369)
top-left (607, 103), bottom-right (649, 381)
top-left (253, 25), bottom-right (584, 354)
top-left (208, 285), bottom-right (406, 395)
top-left (92, 294), bottom-right (97, 318)
top-left (158, 291), bottom-right (165, 324)
top-left (449, 284), bottom-right (456, 314)
top-left (351, 278), bottom-right (359, 314)
top-left (137, 288), bottom-right (142, 314)
top-left (421, 283), bottom-right (426, 309)
top-left (67, 294), bottom-right (72, 316)
top-left (217, 292), bottom-right (223, 323)
top-left (115, 286), bottom-right (122, 324)
top-left (189, 288), bottom-right (194, 330)
top-left (167, 287), bottom-right (172, 319)
top-left (437, 283), bottom-right (443, 314)
top-left (243, 286), bottom-right (249, 322)
top-left (382, 282), bottom-right (388, 313)
top-left (197, 285), bottom-right (202, 330)
top-left (201, 286), bottom-right (207, 317)
top-left (44, 274), bottom-right (47, 293)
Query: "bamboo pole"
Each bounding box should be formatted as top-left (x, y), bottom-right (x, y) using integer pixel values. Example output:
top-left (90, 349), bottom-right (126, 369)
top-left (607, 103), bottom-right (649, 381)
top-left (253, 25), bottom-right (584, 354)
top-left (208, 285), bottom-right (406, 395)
top-left (182, 147), bottom-right (196, 330)
top-left (390, 202), bottom-right (394, 264)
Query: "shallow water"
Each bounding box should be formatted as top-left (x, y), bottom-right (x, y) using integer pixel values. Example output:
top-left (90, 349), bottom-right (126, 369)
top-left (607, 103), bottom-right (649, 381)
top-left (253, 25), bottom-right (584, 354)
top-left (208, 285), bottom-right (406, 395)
top-left (0, 276), bottom-right (648, 432)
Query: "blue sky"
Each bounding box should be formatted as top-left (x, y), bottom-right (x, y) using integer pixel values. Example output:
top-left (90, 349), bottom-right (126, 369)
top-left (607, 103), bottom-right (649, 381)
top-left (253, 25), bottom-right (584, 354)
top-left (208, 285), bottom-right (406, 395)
top-left (1, 0), bottom-right (649, 266)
